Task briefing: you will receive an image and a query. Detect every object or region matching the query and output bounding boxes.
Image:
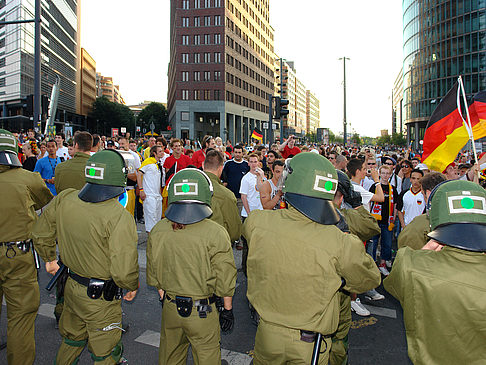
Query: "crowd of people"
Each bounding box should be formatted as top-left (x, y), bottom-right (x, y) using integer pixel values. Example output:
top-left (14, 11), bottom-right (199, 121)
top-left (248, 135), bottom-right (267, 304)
top-left (1, 126), bottom-right (486, 364)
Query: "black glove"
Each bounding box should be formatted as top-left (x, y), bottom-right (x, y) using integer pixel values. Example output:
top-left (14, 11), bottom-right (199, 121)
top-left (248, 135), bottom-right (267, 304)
top-left (335, 209), bottom-right (350, 233)
top-left (219, 308), bottom-right (234, 333)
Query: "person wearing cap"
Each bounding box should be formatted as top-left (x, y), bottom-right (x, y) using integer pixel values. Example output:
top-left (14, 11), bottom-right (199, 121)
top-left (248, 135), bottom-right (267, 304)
top-left (0, 129), bottom-right (53, 365)
top-left (203, 149), bottom-right (242, 242)
top-left (146, 168), bottom-right (236, 364)
top-left (243, 153), bottom-right (381, 364)
top-left (384, 180), bottom-right (486, 364)
top-left (32, 149), bottom-right (139, 364)
top-left (397, 172), bottom-right (446, 250)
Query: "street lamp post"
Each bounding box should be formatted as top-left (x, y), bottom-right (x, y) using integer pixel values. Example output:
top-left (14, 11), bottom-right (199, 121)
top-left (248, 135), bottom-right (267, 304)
top-left (339, 57), bottom-right (350, 146)
top-left (242, 109), bottom-right (251, 145)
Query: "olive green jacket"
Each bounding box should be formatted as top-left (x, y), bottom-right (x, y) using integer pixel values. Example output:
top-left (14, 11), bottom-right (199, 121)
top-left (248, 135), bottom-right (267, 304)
top-left (243, 206), bottom-right (381, 334)
top-left (146, 218), bottom-right (236, 299)
top-left (384, 246), bottom-right (486, 364)
top-left (397, 213), bottom-right (430, 250)
top-left (32, 189), bottom-right (139, 291)
top-left (55, 152), bottom-right (90, 193)
top-left (0, 166), bottom-right (53, 241)
top-left (340, 206), bottom-right (380, 242)
top-left (206, 171), bottom-right (242, 242)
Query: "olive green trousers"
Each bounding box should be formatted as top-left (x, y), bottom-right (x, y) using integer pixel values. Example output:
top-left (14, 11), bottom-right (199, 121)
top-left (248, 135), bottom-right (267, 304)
top-left (55, 278), bottom-right (123, 365)
top-left (0, 246), bottom-right (39, 365)
top-left (329, 292), bottom-right (351, 365)
top-left (254, 318), bottom-right (331, 365)
top-left (159, 299), bottom-right (221, 365)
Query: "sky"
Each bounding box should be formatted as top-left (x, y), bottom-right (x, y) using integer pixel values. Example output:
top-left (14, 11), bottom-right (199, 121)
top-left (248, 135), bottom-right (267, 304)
top-left (81, 0), bottom-right (403, 137)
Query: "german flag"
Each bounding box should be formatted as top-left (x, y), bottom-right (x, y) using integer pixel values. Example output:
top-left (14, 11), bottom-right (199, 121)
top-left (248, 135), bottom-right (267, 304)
top-left (251, 128), bottom-right (263, 141)
top-left (422, 83), bottom-right (486, 172)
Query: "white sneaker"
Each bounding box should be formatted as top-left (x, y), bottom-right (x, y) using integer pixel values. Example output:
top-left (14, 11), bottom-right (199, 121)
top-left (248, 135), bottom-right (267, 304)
top-left (379, 264), bottom-right (390, 276)
top-left (365, 289), bottom-right (385, 301)
top-left (351, 298), bottom-right (370, 316)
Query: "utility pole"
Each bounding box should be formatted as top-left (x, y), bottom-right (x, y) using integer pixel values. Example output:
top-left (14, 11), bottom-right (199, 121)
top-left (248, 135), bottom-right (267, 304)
top-left (339, 57), bottom-right (350, 146)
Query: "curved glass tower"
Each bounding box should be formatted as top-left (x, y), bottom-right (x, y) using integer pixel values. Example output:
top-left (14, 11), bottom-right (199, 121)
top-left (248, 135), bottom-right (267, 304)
top-left (403, 0), bottom-right (486, 149)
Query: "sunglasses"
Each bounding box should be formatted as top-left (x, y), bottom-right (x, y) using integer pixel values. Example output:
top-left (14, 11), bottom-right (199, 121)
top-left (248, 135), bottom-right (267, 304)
top-left (401, 165), bottom-right (410, 168)
top-left (384, 162), bottom-right (394, 166)
top-left (368, 162), bottom-right (376, 165)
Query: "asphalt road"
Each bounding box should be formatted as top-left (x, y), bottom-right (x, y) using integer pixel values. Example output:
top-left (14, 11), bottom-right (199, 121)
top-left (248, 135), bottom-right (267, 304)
top-left (0, 224), bottom-right (411, 364)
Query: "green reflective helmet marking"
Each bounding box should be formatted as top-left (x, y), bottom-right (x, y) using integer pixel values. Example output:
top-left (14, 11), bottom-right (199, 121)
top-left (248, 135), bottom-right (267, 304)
top-left (182, 183), bottom-right (190, 193)
top-left (89, 168), bottom-right (96, 176)
top-left (325, 181), bottom-right (333, 191)
top-left (461, 197), bottom-right (474, 209)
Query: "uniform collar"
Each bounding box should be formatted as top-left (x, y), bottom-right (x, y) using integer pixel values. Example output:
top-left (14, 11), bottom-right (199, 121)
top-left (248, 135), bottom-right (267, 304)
top-left (74, 152), bottom-right (90, 159)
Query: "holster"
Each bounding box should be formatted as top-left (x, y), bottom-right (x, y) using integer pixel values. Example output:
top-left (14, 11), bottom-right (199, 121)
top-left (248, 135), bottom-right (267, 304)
top-left (175, 296), bottom-right (193, 317)
top-left (300, 330), bottom-right (317, 343)
top-left (103, 279), bottom-right (123, 301)
top-left (87, 278), bottom-right (105, 299)
top-left (56, 262), bottom-right (69, 297)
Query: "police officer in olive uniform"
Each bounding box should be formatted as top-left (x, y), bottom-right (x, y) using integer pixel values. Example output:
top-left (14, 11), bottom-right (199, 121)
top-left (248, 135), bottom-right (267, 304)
top-left (203, 149), bottom-right (242, 242)
top-left (33, 149), bottom-right (139, 364)
top-left (146, 168), bottom-right (237, 365)
top-left (53, 131), bottom-right (93, 324)
top-left (243, 153), bottom-right (381, 364)
top-left (330, 170), bottom-right (381, 365)
top-left (0, 129), bottom-right (53, 365)
top-left (384, 180), bottom-right (486, 364)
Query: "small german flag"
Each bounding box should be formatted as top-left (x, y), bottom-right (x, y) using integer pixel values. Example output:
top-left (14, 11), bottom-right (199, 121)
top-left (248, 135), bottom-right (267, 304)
top-left (251, 128), bottom-right (263, 141)
top-left (422, 83), bottom-right (486, 172)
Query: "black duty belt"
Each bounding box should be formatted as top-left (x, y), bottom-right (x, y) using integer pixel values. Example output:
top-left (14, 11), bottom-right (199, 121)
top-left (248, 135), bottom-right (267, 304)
top-left (68, 271), bottom-right (122, 301)
top-left (165, 294), bottom-right (217, 318)
top-left (165, 294), bottom-right (217, 306)
top-left (68, 271), bottom-right (92, 287)
top-left (0, 240), bottom-right (32, 257)
top-left (0, 239), bottom-right (31, 246)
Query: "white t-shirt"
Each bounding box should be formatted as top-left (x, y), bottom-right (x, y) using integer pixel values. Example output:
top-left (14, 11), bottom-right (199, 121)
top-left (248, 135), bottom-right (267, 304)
top-left (389, 173), bottom-right (402, 194)
top-left (57, 146), bottom-right (70, 161)
top-left (361, 176), bottom-right (375, 191)
top-left (352, 182), bottom-right (374, 212)
top-left (239, 172), bottom-right (263, 217)
top-left (139, 162), bottom-right (161, 196)
top-left (401, 189), bottom-right (426, 226)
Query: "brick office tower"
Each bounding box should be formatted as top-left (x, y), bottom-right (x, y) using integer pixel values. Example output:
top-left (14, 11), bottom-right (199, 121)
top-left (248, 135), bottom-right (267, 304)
top-left (168, 0), bottom-right (275, 144)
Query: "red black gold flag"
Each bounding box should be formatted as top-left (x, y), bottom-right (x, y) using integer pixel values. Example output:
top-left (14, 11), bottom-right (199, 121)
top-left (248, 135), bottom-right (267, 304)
top-left (422, 83), bottom-right (486, 172)
top-left (251, 128), bottom-right (263, 141)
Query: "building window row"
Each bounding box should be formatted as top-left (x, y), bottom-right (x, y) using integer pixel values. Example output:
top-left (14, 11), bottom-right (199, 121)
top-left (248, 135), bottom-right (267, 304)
top-left (182, 33), bottom-right (221, 45)
top-left (182, 15), bottom-right (222, 27)
top-left (181, 89), bottom-right (222, 101)
top-left (225, 71), bottom-right (267, 100)
top-left (181, 0), bottom-right (222, 10)
top-left (225, 34), bottom-right (272, 78)
top-left (181, 70), bottom-right (222, 82)
top-left (225, 90), bottom-right (268, 113)
top-left (181, 52), bottom-right (222, 64)
top-left (226, 53), bottom-right (272, 90)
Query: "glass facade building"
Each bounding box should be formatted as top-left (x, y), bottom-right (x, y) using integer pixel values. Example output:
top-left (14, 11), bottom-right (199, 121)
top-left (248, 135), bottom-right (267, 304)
top-left (403, 0), bottom-right (486, 149)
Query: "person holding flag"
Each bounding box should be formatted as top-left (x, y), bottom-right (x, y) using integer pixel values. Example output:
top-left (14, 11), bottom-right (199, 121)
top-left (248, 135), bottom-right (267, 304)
top-left (251, 128), bottom-right (263, 142)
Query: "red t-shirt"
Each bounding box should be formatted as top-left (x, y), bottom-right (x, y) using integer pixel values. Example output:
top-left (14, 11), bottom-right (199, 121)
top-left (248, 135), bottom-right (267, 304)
top-left (191, 149), bottom-right (206, 168)
top-left (281, 145), bottom-right (301, 159)
top-left (163, 154), bottom-right (192, 172)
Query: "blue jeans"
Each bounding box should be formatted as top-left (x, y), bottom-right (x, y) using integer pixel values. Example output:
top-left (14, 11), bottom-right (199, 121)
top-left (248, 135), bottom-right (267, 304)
top-left (368, 223), bottom-right (393, 261)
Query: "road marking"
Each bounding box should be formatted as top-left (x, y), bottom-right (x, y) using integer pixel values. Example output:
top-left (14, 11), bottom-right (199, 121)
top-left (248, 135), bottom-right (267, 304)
top-left (351, 317), bottom-right (378, 329)
top-left (37, 303), bottom-right (56, 319)
top-left (135, 330), bottom-right (252, 364)
top-left (366, 306), bottom-right (397, 319)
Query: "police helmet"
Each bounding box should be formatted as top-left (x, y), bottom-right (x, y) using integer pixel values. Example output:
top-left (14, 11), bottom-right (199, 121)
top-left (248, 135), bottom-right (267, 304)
top-left (0, 129), bottom-right (22, 167)
top-left (282, 152), bottom-right (340, 225)
top-left (165, 168), bottom-right (213, 225)
top-left (427, 180), bottom-right (486, 252)
top-left (78, 149), bottom-right (128, 203)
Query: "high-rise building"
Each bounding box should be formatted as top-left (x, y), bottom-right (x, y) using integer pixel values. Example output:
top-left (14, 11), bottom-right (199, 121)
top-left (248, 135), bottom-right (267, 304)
top-left (96, 73), bottom-right (125, 105)
top-left (79, 48), bottom-right (96, 117)
top-left (403, 0), bottom-right (486, 150)
top-left (168, 0), bottom-right (275, 143)
top-left (392, 68), bottom-right (403, 135)
top-left (0, 0), bottom-right (82, 130)
top-left (306, 90), bottom-right (320, 135)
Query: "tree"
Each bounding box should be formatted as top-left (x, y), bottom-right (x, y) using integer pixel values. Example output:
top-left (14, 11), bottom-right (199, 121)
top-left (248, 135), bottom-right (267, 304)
top-left (376, 134), bottom-right (392, 146)
top-left (137, 102), bottom-right (168, 133)
top-left (89, 97), bottom-right (134, 136)
top-left (351, 132), bottom-right (362, 146)
top-left (391, 132), bottom-right (407, 147)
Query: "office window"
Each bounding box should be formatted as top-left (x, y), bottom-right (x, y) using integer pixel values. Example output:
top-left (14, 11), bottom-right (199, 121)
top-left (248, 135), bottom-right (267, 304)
top-left (214, 52), bottom-right (221, 63)
top-left (194, 16), bottom-right (200, 26)
top-left (182, 17), bottom-right (189, 27)
top-left (194, 71), bottom-right (201, 81)
top-left (194, 0), bottom-right (200, 8)
top-left (0, 58), bottom-right (5, 68)
top-left (194, 53), bottom-right (200, 63)
top-left (215, 15), bottom-right (221, 26)
top-left (214, 34), bottom-right (221, 44)
top-left (214, 90), bottom-right (221, 100)
top-left (215, 0), bottom-right (221, 7)
top-left (204, 90), bottom-right (211, 100)
top-left (182, 35), bottom-right (190, 45)
top-left (182, 71), bottom-right (189, 81)
top-left (181, 53), bottom-right (189, 63)
top-left (204, 34), bottom-right (211, 44)
top-left (204, 52), bottom-right (211, 63)
top-left (214, 71), bottom-right (221, 81)
top-left (182, 0), bottom-right (189, 9)
top-left (204, 16), bottom-right (211, 26)
top-left (204, 71), bottom-right (211, 81)
top-left (194, 90), bottom-right (201, 100)
top-left (194, 35), bottom-right (200, 45)
top-left (182, 90), bottom-right (189, 100)
top-left (205, 0), bottom-right (211, 7)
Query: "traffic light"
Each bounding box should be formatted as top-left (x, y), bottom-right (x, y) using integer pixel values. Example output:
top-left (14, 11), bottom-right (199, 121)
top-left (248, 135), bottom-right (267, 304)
top-left (278, 97), bottom-right (289, 119)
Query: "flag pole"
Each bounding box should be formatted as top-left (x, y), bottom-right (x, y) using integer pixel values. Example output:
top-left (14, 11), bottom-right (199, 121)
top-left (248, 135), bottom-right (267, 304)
top-left (458, 76), bottom-right (480, 181)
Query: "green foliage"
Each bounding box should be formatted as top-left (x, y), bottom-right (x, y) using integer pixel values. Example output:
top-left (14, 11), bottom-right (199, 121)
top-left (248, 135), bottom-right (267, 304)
top-left (328, 130), bottom-right (343, 144)
top-left (89, 97), bottom-right (134, 136)
top-left (391, 132), bottom-right (407, 146)
top-left (377, 134), bottom-right (392, 146)
top-left (361, 136), bottom-right (377, 145)
top-left (137, 102), bottom-right (168, 132)
top-left (306, 131), bottom-right (316, 143)
top-left (351, 132), bottom-right (362, 146)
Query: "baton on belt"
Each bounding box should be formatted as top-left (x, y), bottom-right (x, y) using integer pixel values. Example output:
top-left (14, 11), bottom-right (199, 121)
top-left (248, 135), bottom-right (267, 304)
top-left (310, 333), bottom-right (322, 365)
top-left (45, 263), bottom-right (66, 291)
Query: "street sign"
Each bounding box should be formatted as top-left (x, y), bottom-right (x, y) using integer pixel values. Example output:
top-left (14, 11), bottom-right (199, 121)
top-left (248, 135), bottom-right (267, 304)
top-left (272, 123), bottom-right (277, 130)
top-left (262, 122), bottom-right (269, 130)
top-left (136, 126), bottom-right (141, 132)
top-left (121, 127), bottom-right (126, 134)
top-left (111, 128), bottom-right (119, 137)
